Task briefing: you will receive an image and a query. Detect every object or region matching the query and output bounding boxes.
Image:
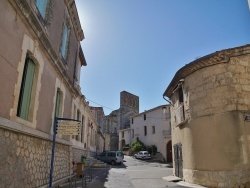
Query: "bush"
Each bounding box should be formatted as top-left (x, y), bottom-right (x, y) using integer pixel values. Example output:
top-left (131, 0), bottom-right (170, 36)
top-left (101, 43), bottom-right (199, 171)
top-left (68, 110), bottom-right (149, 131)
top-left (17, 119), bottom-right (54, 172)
top-left (146, 145), bottom-right (157, 155)
top-left (131, 140), bottom-right (145, 152)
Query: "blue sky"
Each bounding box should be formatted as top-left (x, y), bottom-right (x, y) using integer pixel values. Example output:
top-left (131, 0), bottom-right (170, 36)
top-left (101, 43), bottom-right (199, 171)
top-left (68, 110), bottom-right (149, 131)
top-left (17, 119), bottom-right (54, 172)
top-left (75, 0), bottom-right (250, 115)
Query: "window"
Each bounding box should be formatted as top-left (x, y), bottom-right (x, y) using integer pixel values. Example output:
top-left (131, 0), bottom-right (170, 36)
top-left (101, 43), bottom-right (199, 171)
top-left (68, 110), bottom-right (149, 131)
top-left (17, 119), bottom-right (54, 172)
top-left (17, 56), bottom-right (36, 120)
top-left (144, 114), bottom-right (146, 121)
top-left (132, 118), bottom-right (133, 124)
top-left (61, 23), bottom-right (69, 60)
top-left (152, 126), bottom-right (155, 134)
top-left (76, 110), bottom-right (80, 141)
top-left (36, 0), bottom-right (48, 18)
top-left (75, 57), bottom-right (81, 84)
top-left (81, 115), bottom-right (85, 143)
top-left (107, 152), bottom-right (115, 157)
top-left (132, 129), bottom-right (134, 138)
top-left (178, 87), bottom-right (184, 103)
top-left (144, 126), bottom-right (147, 136)
top-left (72, 105), bottom-right (76, 139)
top-left (122, 131), bottom-right (124, 138)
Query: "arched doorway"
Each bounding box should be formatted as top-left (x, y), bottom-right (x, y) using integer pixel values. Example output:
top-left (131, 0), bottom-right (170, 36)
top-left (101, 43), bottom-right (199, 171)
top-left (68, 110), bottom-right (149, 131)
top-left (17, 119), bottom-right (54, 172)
top-left (166, 140), bottom-right (172, 163)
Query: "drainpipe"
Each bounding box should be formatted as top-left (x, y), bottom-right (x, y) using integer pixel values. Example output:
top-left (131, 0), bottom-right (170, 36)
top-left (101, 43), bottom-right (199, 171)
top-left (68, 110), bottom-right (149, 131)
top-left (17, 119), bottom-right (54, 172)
top-left (163, 96), bottom-right (174, 107)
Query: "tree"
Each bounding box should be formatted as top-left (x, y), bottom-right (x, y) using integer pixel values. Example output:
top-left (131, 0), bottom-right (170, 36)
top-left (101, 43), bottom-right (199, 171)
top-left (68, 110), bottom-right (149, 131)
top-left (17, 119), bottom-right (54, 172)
top-left (131, 140), bottom-right (145, 152)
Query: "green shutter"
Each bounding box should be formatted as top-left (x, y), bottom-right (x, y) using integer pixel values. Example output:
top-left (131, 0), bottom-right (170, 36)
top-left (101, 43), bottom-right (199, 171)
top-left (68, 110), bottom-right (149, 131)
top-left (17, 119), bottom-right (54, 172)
top-left (61, 24), bottom-right (68, 59)
top-left (17, 58), bottom-right (35, 120)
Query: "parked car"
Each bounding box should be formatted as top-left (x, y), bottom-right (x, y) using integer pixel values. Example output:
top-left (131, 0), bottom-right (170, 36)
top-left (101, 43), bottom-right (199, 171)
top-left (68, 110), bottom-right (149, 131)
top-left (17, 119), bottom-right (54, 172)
top-left (134, 151), bottom-right (151, 159)
top-left (96, 150), bottom-right (123, 165)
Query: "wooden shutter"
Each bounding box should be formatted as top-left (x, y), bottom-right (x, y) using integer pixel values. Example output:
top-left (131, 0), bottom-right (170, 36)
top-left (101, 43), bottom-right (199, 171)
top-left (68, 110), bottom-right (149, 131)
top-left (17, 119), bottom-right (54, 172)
top-left (61, 24), bottom-right (69, 59)
top-left (17, 58), bottom-right (35, 120)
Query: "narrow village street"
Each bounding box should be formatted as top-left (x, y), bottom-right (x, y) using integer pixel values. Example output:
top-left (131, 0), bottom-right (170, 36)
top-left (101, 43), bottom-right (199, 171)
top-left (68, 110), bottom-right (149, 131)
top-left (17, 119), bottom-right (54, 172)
top-left (1, 1), bottom-right (250, 187)
top-left (64, 156), bottom-right (205, 188)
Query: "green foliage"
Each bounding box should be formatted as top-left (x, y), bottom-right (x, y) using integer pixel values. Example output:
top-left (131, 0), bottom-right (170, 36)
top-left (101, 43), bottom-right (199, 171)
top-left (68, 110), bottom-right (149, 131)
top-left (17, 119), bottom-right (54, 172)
top-left (131, 140), bottom-right (145, 152)
top-left (146, 145), bottom-right (157, 155)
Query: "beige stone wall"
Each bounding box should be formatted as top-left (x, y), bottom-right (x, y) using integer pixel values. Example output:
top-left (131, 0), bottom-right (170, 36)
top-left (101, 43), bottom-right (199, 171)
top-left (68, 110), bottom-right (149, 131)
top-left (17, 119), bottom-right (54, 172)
top-left (104, 133), bottom-right (111, 150)
top-left (0, 128), bottom-right (70, 188)
top-left (171, 53), bottom-right (250, 186)
top-left (183, 167), bottom-right (250, 188)
top-left (186, 55), bottom-right (250, 118)
top-left (72, 147), bottom-right (86, 164)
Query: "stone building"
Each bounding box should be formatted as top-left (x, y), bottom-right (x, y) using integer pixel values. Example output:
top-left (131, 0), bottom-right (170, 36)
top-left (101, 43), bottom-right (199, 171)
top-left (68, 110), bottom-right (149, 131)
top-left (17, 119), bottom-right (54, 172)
top-left (104, 91), bottom-right (139, 150)
top-left (118, 128), bottom-right (131, 152)
top-left (163, 45), bottom-right (250, 187)
top-left (0, 0), bottom-right (98, 187)
top-left (90, 106), bottom-right (105, 133)
top-left (119, 91), bottom-right (139, 130)
top-left (90, 107), bottom-right (105, 153)
top-left (129, 105), bottom-right (172, 162)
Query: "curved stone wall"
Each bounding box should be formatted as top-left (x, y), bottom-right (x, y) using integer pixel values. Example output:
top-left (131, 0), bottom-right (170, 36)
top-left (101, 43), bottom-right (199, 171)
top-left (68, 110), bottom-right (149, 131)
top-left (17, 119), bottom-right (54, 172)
top-left (171, 52), bottom-right (250, 187)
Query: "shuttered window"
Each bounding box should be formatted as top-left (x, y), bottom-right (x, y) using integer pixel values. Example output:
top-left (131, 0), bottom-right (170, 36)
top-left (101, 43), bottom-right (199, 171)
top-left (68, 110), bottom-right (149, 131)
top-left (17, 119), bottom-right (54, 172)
top-left (76, 110), bottom-right (80, 141)
top-left (61, 24), bottom-right (69, 59)
top-left (17, 57), bottom-right (35, 120)
top-left (36, 0), bottom-right (48, 18)
top-left (144, 126), bottom-right (147, 136)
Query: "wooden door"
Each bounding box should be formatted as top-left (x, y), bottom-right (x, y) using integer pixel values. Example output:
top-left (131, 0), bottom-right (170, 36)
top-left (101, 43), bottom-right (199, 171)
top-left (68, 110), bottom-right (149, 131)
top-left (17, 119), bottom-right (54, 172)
top-left (166, 141), bottom-right (172, 163)
top-left (174, 143), bottom-right (183, 178)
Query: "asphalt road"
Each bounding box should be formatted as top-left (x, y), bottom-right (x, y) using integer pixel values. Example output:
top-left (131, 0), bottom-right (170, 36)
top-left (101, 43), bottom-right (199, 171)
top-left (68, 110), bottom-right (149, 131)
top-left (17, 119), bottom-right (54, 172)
top-left (62, 156), bottom-right (205, 188)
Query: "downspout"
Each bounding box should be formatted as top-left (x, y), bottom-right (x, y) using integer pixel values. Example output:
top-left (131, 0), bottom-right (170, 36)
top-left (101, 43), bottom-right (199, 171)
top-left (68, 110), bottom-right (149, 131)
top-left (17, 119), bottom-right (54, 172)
top-left (163, 95), bottom-right (174, 107)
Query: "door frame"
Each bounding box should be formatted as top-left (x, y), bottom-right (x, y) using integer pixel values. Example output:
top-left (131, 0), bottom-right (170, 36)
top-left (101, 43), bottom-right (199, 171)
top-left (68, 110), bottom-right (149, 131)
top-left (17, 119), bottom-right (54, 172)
top-left (173, 143), bottom-right (183, 178)
top-left (166, 140), bottom-right (173, 163)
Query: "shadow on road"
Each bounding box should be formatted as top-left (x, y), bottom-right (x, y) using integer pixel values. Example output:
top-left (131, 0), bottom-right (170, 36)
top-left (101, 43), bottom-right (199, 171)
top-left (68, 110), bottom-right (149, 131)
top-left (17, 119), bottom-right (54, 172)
top-left (110, 162), bottom-right (127, 169)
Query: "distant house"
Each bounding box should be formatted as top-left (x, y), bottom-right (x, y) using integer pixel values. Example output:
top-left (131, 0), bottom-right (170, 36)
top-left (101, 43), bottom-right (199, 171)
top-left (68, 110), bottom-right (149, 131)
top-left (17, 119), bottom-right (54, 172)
top-left (104, 91), bottom-right (139, 150)
top-left (118, 128), bottom-right (131, 152)
top-left (90, 107), bottom-right (105, 153)
top-left (129, 105), bottom-right (172, 162)
top-left (163, 45), bottom-right (250, 187)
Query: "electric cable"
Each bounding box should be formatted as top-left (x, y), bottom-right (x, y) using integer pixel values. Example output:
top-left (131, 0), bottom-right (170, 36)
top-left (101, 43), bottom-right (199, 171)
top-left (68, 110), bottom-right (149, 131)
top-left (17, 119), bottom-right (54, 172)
top-left (85, 97), bottom-right (169, 119)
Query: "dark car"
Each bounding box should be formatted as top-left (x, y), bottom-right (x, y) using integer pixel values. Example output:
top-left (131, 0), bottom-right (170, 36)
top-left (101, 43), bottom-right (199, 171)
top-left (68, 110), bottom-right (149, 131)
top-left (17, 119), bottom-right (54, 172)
top-left (96, 150), bottom-right (123, 165)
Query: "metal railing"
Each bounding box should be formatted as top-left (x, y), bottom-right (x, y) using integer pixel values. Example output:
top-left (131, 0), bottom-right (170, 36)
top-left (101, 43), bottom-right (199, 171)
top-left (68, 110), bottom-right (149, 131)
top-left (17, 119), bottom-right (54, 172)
top-left (67, 174), bottom-right (77, 188)
top-left (64, 164), bottom-right (93, 188)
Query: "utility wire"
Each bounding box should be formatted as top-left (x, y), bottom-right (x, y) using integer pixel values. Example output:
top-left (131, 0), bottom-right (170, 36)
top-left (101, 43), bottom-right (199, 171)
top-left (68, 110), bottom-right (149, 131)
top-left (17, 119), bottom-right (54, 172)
top-left (1, 54), bottom-right (16, 69)
top-left (85, 97), bottom-right (169, 120)
top-left (85, 97), bottom-right (116, 111)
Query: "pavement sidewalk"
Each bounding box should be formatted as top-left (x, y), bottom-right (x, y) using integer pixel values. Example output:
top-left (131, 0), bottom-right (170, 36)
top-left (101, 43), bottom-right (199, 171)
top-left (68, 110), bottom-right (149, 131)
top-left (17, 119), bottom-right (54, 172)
top-left (163, 175), bottom-right (207, 188)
